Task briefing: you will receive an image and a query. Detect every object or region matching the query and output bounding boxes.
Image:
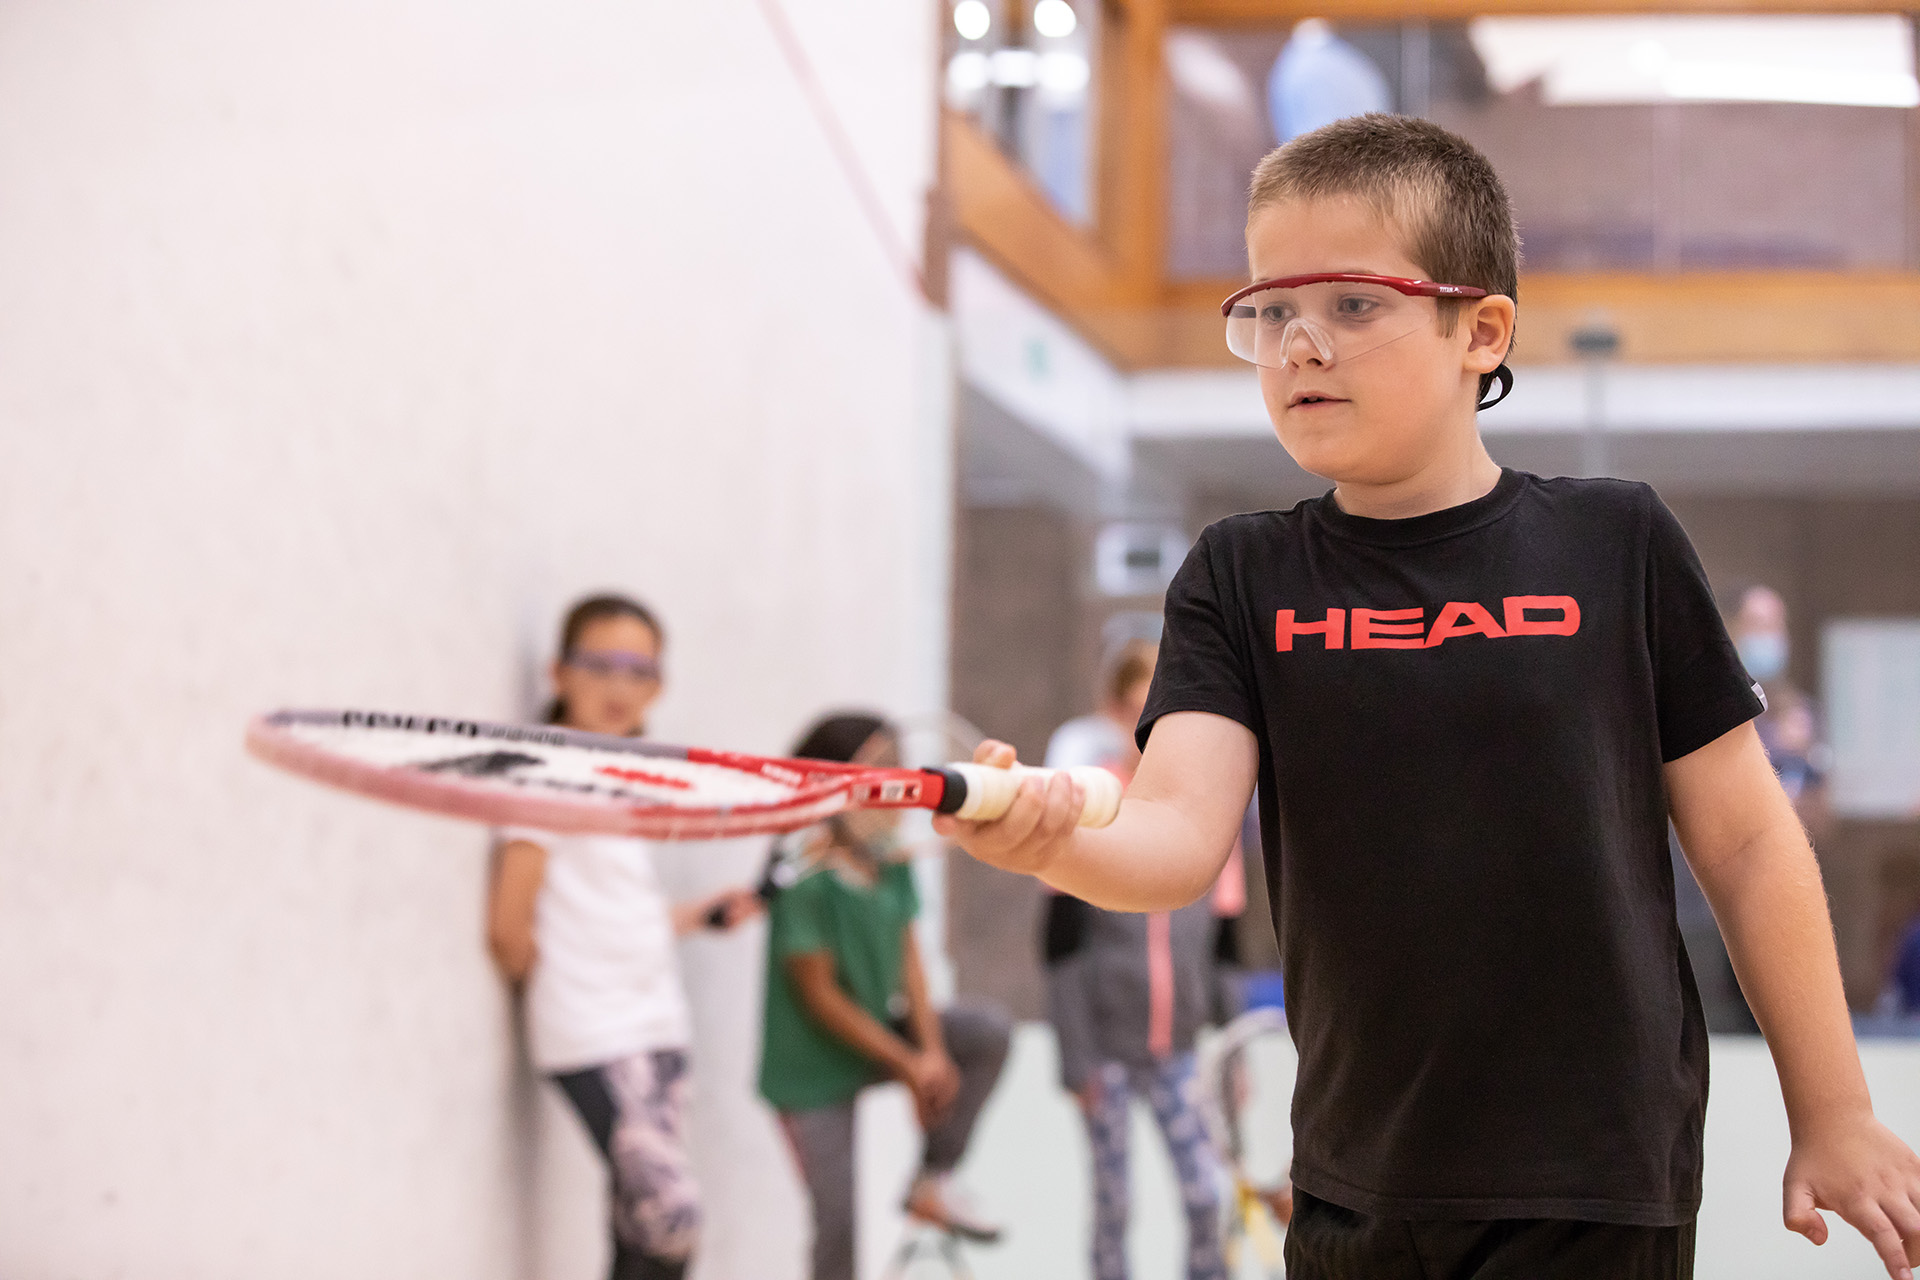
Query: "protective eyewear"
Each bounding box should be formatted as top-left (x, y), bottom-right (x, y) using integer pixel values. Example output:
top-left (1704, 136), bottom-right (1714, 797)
top-left (1220, 273), bottom-right (1488, 371)
top-left (564, 650), bottom-right (662, 682)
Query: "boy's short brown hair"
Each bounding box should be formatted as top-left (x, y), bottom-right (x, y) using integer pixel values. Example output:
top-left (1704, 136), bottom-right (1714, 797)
top-left (1247, 114), bottom-right (1520, 325)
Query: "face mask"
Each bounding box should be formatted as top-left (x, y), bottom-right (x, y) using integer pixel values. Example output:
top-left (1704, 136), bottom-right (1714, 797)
top-left (827, 819), bottom-right (902, 864)
top-left (1738, 632), bottom-right (1788, 682)
top-left (862, 829), bottom-right (905, 863)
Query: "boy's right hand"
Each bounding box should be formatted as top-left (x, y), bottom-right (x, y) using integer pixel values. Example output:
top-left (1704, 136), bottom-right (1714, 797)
top-left (932, 740), bottom-right (1087, 878)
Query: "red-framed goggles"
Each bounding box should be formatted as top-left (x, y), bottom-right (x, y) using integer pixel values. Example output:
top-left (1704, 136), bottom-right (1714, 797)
top-left (1219, 272), bottom-right (1513, 409)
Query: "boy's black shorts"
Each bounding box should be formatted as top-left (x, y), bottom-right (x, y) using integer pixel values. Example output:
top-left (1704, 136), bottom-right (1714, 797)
top-left (1286, 1189), bottom-right (1696, 1280)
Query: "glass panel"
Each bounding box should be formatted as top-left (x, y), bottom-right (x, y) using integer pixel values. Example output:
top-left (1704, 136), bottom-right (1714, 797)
top-left (946, 0), bottom-right (1101, 225)
top-left (1166, 15), bottom-right (1917, 279)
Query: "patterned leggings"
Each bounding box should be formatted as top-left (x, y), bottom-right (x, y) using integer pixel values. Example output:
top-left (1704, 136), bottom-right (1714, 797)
top-left (1084, 1053), bottom-right (1227, 1280)
top-left (553, 1048), bottom-right (701, 1280)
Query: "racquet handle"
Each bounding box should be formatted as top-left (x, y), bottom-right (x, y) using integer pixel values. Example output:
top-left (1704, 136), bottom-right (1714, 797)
top-left (934, 763), bottom-right (1123, 828)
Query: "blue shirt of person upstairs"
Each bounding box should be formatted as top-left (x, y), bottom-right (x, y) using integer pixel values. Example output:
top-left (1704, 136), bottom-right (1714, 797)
top-left (1891, 918), bottom-right (1920, 1015)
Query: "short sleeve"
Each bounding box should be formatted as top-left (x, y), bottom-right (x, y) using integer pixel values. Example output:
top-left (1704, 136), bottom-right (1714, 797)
top-left (1643, 493), bottom-right (1765, 761)
top-left (495, 825), bottom-right (552, 848)
top-left (770, 873), bottom-right (833, 958)
top-left (1138, 525), bottom-right (1262, 750)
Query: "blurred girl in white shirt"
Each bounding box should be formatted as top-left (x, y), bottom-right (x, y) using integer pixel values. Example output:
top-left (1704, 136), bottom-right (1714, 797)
top-left (486, 594), bottom-right (758, 1280)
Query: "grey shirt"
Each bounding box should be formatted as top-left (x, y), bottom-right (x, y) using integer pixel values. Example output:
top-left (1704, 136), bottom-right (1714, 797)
top-left (1043, 894), bottom-right (1221, 1090)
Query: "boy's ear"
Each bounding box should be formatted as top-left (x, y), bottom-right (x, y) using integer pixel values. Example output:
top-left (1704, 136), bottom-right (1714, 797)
top-left (1463, 295), bottom-right (1516, 375)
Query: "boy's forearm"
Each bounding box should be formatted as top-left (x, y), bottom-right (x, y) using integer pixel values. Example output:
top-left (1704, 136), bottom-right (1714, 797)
top-left (1675, 724), bottom-right (1872, 1134)
top-left (1039, 795), bottom-right (1234, 912)
top-left (940, 712), bottom-right (1257, 913)
top-left (1701, 825), bottom-right (1873, 1135)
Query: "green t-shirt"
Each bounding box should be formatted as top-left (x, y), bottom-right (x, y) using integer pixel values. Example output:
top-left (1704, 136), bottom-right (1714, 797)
top-left (758, 856), bottom-right (919, 1112)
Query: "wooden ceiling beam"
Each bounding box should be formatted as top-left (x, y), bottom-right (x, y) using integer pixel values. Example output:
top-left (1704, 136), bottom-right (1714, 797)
top-left (945, 110), bottom-right (1166, 368)
top-left (1095, 0), bottom-right (1172, 302)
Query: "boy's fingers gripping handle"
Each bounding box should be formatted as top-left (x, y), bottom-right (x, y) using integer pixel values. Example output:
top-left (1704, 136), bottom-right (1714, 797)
top-left (1060, 766), bottom-right (1124, 827)
top-left (936, 763), bottom-right (1123, 828)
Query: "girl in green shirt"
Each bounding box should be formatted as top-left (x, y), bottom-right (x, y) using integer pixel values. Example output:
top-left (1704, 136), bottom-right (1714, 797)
top-left (758, 713), bottom-right (1011, 1280)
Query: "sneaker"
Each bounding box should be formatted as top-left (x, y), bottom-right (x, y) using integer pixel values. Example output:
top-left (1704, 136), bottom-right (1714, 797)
top-left (903, 1172), bottom-right (1003, 1244)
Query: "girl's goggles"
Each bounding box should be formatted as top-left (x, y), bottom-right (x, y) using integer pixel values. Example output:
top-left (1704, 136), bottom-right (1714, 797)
top-left (564, 650), bottom-right (661, 681)
top-left (1220, 273), bottom-right (1489, 371)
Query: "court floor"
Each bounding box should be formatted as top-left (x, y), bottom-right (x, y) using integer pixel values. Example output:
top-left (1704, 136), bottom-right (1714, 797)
top-left (870, 1025), bottom-right (1920, 1280)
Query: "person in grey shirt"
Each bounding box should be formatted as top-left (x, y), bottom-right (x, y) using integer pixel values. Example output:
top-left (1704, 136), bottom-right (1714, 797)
top-left (1042, 641), bottom-right (1232, 1280)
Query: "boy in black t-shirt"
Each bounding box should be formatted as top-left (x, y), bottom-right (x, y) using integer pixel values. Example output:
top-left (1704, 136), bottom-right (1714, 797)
top-left (935, 115), bottom-right (1920, 1279)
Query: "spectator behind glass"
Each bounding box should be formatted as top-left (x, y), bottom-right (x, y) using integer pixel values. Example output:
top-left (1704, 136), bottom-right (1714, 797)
top-left (1267, 19), bottom-right (1392, 144)
top-left (1677, 585), bottom-right (1834, 1034)
top-left (485, 595), bottom-right (760, 1280)
top-left (1888, 916), bottom-right (1920, 1016)
top-left (1730, 585), bottom-right (1830, 823)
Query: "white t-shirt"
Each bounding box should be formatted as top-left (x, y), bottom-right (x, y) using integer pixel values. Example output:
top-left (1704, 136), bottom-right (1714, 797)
top-left (499, 826), bottom-right (693, 1074)
top-left (1045, 714), bottom-right (1131, 772)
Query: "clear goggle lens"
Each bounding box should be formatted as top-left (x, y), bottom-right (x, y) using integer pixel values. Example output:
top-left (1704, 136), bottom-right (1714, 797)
top-left (565, 650), bottom-right (661, 681)
top-left (1224, 280), bottom-right (1442, 371)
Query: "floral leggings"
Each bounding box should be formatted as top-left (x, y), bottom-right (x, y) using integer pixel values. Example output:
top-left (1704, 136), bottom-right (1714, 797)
top-left (1084, 1053), bottom-right (1227, 1280)
top-left (553, 1048), bottom-right (701, 1280)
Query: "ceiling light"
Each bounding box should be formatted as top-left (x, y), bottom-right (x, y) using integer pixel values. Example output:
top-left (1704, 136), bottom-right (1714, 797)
top-left (1165, 30), bottom-right (1257, 115)
top-left (1033, 0), bottom-right (1077, 39)
top-left (954, 0), bottom-right (991, 42)
top-left (948, 51), bottom-right (991, 95)
top-left (1039, 51), bottom-right (1091, 96)
top-left (990, 48), bottom-right (1041, 88)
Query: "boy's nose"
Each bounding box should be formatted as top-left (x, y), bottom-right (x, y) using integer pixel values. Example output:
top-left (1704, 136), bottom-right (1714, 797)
top-left (1278, 318), bottom-right (1335, 368)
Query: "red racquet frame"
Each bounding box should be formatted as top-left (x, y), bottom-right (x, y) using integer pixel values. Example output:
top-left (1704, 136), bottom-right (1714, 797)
top-left (1219, 272), bottom-right (1491, 316)
top-left (245, 710), bottom-right (958, 841)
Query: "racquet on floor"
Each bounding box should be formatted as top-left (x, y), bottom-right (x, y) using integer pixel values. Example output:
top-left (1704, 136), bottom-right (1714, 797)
top-left (245, 709), bottom-right (1122, 841)
top-left (1198, 1007), bottom-right (1297, 1278)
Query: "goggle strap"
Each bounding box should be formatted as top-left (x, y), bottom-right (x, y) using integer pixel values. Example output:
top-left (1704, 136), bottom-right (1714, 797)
top-left (1476, 363), bottom-right (1515, 411)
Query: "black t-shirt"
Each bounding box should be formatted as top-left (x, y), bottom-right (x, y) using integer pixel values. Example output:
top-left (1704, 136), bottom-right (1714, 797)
top-left (1140, 469), bottom-right (1762, 1226)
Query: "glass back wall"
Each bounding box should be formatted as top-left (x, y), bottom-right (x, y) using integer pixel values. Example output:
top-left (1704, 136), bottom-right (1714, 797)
top-left (1167, 15), bottom-right (1919, 279)
top-left (947, 0), bottom-right (1100, 224)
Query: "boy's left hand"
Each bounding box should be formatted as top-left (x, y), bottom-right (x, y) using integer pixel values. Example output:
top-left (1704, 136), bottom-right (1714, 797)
top-left (1785, 1113), bottom-right (1920, 1278)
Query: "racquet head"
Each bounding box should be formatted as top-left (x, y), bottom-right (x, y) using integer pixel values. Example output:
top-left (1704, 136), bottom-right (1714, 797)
top-left (1198, 1007), bottom-right (1296, 1192)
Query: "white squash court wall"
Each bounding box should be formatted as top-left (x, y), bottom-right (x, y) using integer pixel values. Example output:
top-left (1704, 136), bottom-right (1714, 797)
top-left (0, 2), bottom-right (945, 1278)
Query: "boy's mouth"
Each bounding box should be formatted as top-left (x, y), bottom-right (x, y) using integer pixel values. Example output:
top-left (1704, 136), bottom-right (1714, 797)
top-left (1288, 390), bottom-right (1347, 408)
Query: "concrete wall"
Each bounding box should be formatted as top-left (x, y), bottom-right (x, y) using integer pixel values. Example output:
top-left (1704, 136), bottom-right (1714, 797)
top-left (948, 503), bottom-right (1079, 1020)
top-left (0, 2), bottom-right (945, 1277)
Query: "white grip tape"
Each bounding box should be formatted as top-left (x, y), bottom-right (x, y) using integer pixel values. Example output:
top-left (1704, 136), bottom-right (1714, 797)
top-left (946, 763), bottom-right (1123, 828)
